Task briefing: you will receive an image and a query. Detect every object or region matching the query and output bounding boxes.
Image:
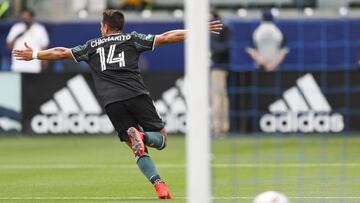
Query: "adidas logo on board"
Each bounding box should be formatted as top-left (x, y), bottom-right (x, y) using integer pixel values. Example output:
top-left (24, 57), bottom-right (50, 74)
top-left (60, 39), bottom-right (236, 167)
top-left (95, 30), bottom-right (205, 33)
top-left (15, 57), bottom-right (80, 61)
top-left (260, 74), bottom-right (344, 133)
top-left (31, 75), bottom-right (114, 134)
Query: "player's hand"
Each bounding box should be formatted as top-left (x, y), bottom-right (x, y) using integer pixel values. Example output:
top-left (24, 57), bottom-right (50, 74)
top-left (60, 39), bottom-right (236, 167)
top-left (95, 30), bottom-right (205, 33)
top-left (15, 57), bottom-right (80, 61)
top-left (12, 42), bottom-right (34, 61)
top-left (209, 20), bottom-right (223, 35)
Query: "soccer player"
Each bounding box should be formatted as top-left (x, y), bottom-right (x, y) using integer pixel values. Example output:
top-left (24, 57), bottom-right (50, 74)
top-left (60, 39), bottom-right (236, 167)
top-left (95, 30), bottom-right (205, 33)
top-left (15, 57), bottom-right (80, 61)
top-left (13, 9), bottom-right (223, 199)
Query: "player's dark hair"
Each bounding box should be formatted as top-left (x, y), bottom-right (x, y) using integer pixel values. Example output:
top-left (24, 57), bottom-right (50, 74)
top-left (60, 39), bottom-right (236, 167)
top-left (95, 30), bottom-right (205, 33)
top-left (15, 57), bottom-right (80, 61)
top-left (20, 8), bottom-right (35, 18)
top-left (102, 9), bottom-right (125, 32)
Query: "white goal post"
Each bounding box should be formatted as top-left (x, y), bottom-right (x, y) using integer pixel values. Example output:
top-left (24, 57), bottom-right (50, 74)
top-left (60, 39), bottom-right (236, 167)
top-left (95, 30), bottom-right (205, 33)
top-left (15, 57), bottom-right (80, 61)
top-left (185, 0), bottom-right (211, 202)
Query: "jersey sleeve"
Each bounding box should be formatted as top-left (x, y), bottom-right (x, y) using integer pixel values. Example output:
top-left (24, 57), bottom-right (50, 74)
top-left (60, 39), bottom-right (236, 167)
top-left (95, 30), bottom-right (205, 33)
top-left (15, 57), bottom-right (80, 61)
top-left (131, 31), bottom-right (156, 52)
top-left (71, 41), bottom-right (90, 62)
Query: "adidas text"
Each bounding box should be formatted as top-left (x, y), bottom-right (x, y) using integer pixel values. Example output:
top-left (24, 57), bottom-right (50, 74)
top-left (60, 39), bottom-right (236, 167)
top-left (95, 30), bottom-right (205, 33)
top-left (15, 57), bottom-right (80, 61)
top-left (31, 113), bottom-right (114, 134)
top-left (260, 112), bottom-right (344, 133)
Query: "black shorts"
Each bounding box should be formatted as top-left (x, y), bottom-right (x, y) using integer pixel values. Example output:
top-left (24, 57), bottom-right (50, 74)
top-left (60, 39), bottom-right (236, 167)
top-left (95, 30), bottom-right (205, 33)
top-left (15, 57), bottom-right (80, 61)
top-left (105, 94), bottom-right (165, 142)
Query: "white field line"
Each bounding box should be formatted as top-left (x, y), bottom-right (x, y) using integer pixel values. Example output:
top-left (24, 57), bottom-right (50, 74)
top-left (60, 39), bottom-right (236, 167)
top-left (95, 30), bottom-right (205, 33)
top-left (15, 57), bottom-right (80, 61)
top-left (0, 196), bottom-right (360, 200)
top-left (0, 163), bottom-right (359, 169)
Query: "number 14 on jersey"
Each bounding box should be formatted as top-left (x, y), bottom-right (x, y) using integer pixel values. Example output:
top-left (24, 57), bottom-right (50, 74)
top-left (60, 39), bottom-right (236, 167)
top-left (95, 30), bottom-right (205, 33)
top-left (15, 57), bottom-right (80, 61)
top-left (97, 44), bottom-right (126, 71)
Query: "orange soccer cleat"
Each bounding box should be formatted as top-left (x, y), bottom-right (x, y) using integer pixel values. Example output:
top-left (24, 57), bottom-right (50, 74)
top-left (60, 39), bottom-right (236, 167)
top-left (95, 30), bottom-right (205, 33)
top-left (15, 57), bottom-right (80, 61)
top-left (127, 127), bottom-right (145, 157)
top-left (154, 182), bottom-right (172, 199)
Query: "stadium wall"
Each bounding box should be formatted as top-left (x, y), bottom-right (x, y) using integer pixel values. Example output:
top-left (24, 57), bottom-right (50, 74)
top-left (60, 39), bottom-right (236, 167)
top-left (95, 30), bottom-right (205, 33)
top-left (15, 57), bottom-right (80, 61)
top-left (0, 70), bottom-right (359, 135)
top-left (229, 19), bottom-right (360, 71)
top-left (1, 19), bottom-right (360, 71)
top-left (0, 21), bottom-right (185, 72)
top-left (229, 70), bottom-right (359, 134)
top-left (1, 19), bottom-right (360, 135)
top-left (0, 72), bottom-right (184, 135)
top-left (0, 72), bottom-right (21, 134)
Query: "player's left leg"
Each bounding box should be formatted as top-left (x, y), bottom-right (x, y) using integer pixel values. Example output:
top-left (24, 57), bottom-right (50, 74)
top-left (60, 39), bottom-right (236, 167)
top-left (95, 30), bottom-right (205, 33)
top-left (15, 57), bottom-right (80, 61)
top-left (105, 101), bottom-right (171, 199)
top-left (125, 127), bottom-right (171, 199)
top-left (124, 94), bottom-right (172, 199)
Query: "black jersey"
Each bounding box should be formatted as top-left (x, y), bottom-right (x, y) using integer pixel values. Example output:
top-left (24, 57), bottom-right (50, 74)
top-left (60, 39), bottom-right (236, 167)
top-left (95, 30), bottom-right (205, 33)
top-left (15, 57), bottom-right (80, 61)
top-left (70, 32), bottom-right (156, 107)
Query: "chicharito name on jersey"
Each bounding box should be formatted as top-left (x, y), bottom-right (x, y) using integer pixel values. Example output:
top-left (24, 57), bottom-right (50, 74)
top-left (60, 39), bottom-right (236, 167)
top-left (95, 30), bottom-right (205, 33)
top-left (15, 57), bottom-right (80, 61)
top-left (90, 34), bottom-right (131, 47)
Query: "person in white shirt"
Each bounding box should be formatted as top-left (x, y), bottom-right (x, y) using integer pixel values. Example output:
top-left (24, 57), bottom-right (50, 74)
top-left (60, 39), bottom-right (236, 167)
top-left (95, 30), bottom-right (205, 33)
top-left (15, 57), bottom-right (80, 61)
top-left (6, 8), bottom-right (49, 73)
top-left (246, 10), bottom-right (289, 72)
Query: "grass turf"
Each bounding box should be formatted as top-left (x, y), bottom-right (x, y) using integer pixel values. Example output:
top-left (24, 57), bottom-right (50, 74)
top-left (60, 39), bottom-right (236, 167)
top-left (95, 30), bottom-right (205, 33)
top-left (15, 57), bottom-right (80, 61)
top-left (0, 135), bottom-right (359, 203)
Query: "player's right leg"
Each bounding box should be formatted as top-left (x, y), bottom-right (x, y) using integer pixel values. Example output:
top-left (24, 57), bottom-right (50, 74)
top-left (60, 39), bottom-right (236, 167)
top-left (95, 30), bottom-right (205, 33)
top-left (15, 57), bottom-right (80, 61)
top-left (142, 128), bottom-right (167, 150)
top-left (125, 94), bottom-right (168, 150)
top-left (127, 127), bottom-right (145, 156)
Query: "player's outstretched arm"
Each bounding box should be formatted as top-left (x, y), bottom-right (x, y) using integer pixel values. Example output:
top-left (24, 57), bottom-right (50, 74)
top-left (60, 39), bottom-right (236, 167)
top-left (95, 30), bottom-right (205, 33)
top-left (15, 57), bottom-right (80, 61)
top-left (154, 20), bottom-right (223, 46)
top-left (12, 42), bottom-right (73, 61)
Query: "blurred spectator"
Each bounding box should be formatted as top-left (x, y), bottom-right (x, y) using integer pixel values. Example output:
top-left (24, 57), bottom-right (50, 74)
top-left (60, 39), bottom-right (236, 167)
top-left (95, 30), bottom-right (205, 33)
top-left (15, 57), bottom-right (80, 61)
top-left (6, 8), bottom-right (49, 73)
top-left (246, 10), bottom-right (288, 72)
top-left (210, 10), bottom-right (230, 134)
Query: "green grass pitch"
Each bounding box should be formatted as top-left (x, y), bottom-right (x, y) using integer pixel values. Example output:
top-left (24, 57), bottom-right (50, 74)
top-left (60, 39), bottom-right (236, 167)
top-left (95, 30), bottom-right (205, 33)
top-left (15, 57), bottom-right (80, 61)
top-left (0, 135), bottom-right (359, 203)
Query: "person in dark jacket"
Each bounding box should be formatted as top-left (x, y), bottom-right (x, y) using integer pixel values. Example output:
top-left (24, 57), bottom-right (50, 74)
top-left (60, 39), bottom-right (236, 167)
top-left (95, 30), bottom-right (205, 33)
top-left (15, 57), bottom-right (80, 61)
top-left (210, 10), bottom-right (230, 134)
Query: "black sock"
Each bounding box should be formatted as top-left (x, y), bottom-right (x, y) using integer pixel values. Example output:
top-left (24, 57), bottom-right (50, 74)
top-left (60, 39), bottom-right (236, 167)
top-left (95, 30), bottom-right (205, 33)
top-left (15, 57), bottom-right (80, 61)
top-left (150, 174), bottom-right (162, 186)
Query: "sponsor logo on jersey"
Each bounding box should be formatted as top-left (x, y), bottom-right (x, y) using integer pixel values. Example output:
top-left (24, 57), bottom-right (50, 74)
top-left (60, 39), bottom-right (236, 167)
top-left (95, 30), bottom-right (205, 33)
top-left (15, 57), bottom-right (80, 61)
top-left (31, 75), bottom-right (114, 134)
top-left (260, 74), bottom-right (344, 133)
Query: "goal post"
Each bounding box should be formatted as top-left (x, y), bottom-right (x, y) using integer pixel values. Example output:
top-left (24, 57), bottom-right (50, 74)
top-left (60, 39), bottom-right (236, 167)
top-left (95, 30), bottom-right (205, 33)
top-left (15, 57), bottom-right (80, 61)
top-left (185, 0), bottom-right (211, 202)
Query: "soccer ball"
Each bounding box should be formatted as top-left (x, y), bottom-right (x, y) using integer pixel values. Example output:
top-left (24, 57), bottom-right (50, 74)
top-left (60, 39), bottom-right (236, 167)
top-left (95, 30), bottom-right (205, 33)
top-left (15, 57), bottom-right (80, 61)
top-left (253, 191), bottom-right (289, 203)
